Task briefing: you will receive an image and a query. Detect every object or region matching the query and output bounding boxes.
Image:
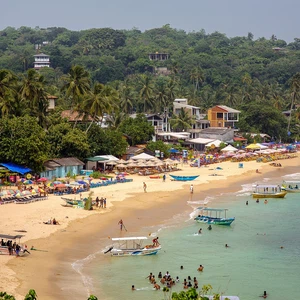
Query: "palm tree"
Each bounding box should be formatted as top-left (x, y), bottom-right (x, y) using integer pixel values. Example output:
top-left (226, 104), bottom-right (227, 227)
top-left (61, 65), bottom-right (91, 110)
top-left (106, 109), bottom-right (127, 130)
top-left (139, 74), bottom-right (153, 113)
top-left (169, 108), bottom-right (195, 132)
top-left (190, 66), bottom-right (205, 92)
top-left (82, 83), bottom-right (119, 133)
top-left (0, 69), bottom-right (18, 116)
top-left (19, 69), bottom-right (46, 109)
top-left (288, 73), bottom-right (300, 133)
top-left (119, 81), bottom-right (134, 114)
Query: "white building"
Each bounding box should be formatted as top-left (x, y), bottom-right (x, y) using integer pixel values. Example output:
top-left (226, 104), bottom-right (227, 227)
top-left (33, 53), bottom-right (50, 69)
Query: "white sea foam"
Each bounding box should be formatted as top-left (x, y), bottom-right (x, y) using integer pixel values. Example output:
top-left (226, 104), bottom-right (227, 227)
top-left (71, 249), bottom-right (103, 296)
top-left (283, 173), bottom-right (300, 180)
top-left (234, 183), bottom-right (253, 197)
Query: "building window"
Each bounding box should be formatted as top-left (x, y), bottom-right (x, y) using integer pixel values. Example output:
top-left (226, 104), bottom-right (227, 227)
top-left (217, 113), bottom-right (223, 119)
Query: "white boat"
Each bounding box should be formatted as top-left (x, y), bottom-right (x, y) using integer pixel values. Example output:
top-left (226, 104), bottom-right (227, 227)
top-left (252, 184), bottom-right (287, 198)
top-left (282, 181), bottom-right (300, 193)
top-left (105, 236), bottom-right (161, 257)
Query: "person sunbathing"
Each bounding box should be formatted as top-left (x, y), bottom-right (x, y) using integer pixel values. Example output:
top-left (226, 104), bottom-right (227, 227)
top-left (52, 218), bottom-right (60, 225)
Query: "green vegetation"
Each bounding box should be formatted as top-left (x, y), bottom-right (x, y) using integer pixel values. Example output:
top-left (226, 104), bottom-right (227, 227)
top-left (0, 25), bottom-right (300, 172)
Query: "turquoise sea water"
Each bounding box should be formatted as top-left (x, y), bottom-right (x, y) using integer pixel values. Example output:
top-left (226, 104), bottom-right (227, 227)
top-left (74, 172), bottom-right (300, 300)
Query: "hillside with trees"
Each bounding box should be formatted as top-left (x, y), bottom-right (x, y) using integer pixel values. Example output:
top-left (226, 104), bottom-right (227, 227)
top-left (0, 25), bottom-right (300, 171)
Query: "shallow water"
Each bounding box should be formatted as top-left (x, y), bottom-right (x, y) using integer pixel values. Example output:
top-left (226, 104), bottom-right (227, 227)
top-left (76, 173), bottom-right (300, 300)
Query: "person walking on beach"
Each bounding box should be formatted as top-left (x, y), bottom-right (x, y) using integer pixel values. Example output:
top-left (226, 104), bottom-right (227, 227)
top-left (190, 184), bottom-right (194, 194)
top-left (104, 198), bottom-right (107, 208)
top-left (118, 219), bottom-right (124, 231)
top-left (143, 182), bottom-right (147, 193)
top-left (163, 174), bottom-right (166, 182)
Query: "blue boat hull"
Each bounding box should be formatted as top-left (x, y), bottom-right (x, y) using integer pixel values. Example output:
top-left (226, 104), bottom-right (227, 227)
top-left (170, 175), bottom-right (199, 181)
top-left (194, 216), bottom-right (235, 226)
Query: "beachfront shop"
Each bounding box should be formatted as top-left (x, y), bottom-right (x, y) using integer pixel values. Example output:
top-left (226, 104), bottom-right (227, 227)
top-left (0, 163), bottom-right (32, 185)
top-left (39, 157), bottom-right (85, 180)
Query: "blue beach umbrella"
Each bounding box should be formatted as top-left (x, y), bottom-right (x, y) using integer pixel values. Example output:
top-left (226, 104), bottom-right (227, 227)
top-left (77, 180), bottom-right (87, 185)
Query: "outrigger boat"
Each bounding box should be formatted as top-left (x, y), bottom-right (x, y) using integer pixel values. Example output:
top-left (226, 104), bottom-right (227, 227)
top-left (281, 181), bottom-right (300, 193)
top-left (105, 237), bottom-right (161, 257)
top-left (170, 175), bottom-right (199, 181)
top-left (194, 207), bottom-right (235, 226)
top-left (252, 184), bottom-right (287, 198)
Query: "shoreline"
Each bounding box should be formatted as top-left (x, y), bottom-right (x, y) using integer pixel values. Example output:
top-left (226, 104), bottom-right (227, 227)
top-left (2, 156), bottom-right (299, 299)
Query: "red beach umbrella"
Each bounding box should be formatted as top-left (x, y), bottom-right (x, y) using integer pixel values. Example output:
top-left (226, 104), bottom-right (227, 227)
top-left (37, 177), bottom-right (48, 182)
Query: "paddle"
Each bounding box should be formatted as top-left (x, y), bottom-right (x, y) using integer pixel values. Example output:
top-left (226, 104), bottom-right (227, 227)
top-left (122, 223), bottom-right (128, 232)
top-left (104, 246), bottom-right (113, 254)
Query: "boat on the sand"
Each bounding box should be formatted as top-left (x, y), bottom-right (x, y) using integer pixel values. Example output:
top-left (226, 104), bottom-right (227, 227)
top-left (170, 175), bottom-right (199, 181)
top-left (104, 236), bottom-right (161, 257)
top-left (194, 207), bottom-right (235, 226)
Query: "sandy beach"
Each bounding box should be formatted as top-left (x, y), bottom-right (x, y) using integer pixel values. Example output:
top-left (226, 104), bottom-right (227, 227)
top-left (0, 155), bottom-right (299, 299)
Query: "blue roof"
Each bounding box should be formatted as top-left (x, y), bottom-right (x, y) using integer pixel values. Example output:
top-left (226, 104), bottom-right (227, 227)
top-left (0, 163), bottom-right (31, 175)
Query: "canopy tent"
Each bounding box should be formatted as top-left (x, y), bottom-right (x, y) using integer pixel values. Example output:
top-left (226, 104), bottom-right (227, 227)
top-left (187, 137), bottom-right (215, 144)
top-left (0, 163), bottom-right (31, 175)
top-left (205, 140), bottom-right (224, 148)
top-left (131, 153), bottom-right (155, 160)
top-left (221, 145), bottom-right (238, 152)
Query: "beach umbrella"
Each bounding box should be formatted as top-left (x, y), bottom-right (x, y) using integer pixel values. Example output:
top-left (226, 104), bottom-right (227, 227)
top-left (117, 159), bottom-right (127, 164)
top-left (37, 177), bottom-right (48, 182)
top-left (116, 164), bottom-right (126, 168)
top-left (0, 190), bottom-right (11, 196)
top-left (55, 183), bottom-right (66, 189)
top-left (53, 181), bottom-right (62, 185)
top-left (21, 190), bottom-right (31, 195)
top-left (77, 180), bottom-right (87, 185)
top-left (23, 180), bottom-right (33, 185)
top-left (107, 161), bottom-right (117, 165)
top-left (31, 189), bottom-right (37, 194)
top-left (70, 182), bottom-right (80, 186)
top-left (47, 182), bottom-right (54, 187)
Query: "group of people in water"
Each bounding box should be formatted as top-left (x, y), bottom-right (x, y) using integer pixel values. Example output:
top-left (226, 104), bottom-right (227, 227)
top-left (132, 266), bottom-right (203, 291)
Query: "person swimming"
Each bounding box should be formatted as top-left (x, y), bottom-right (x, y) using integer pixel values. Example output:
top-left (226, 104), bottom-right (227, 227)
top-left (208, 225), bottom-right (212, 230)
top-left (197, 264), bottom-right (204, 271)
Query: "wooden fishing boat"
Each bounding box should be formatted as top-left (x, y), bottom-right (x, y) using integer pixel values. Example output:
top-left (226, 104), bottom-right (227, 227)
top-left (281, 181), bottom-right (300, 193)
top-left (252, 184), bottom-right (287, 198)
top-left (104, 237), bottom-right (161, 257)
top-left (170, 175), bottom-right (199, 181)
top-left (194, 207), bottom-right (235, 226)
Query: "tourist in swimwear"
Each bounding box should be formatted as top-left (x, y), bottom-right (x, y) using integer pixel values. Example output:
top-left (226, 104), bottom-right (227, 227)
top-left (150, 275), bottom-right (156, 284)
top-left (160, 277), bottom-right (166, 284)
top-left (180, 265), bottom-right (184, 270)
top-left (198, 264), bottom-right (204, 272)
top-left (260, 291), bottom-right (268, 298)
top-left (246, 201), bottom-right (248, 205)
top-left (143, 182), bottom-right (147, 192)
top-left (176, 276), bottom-right (179, 282)
top-left (152, 237), bottom-right (159, 247)
top-left (208, 225), bottom-right (212, 230)
top-left (158, 271), bottom-right (162, 278)
top-left (264, 199), bottom-right (268, 204)
top-left (153, 282), bottom-right (160, 290)
top-left (131, 285), bottom-right (135, 291)
top-left (187, 281), bottom-right (192, 287)
top-left (146, 272), bottom-right (153, 280)
top-left (198, 228), bottom-right (202, 234)
top-left (225, 244), bottom-right (229, 248)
